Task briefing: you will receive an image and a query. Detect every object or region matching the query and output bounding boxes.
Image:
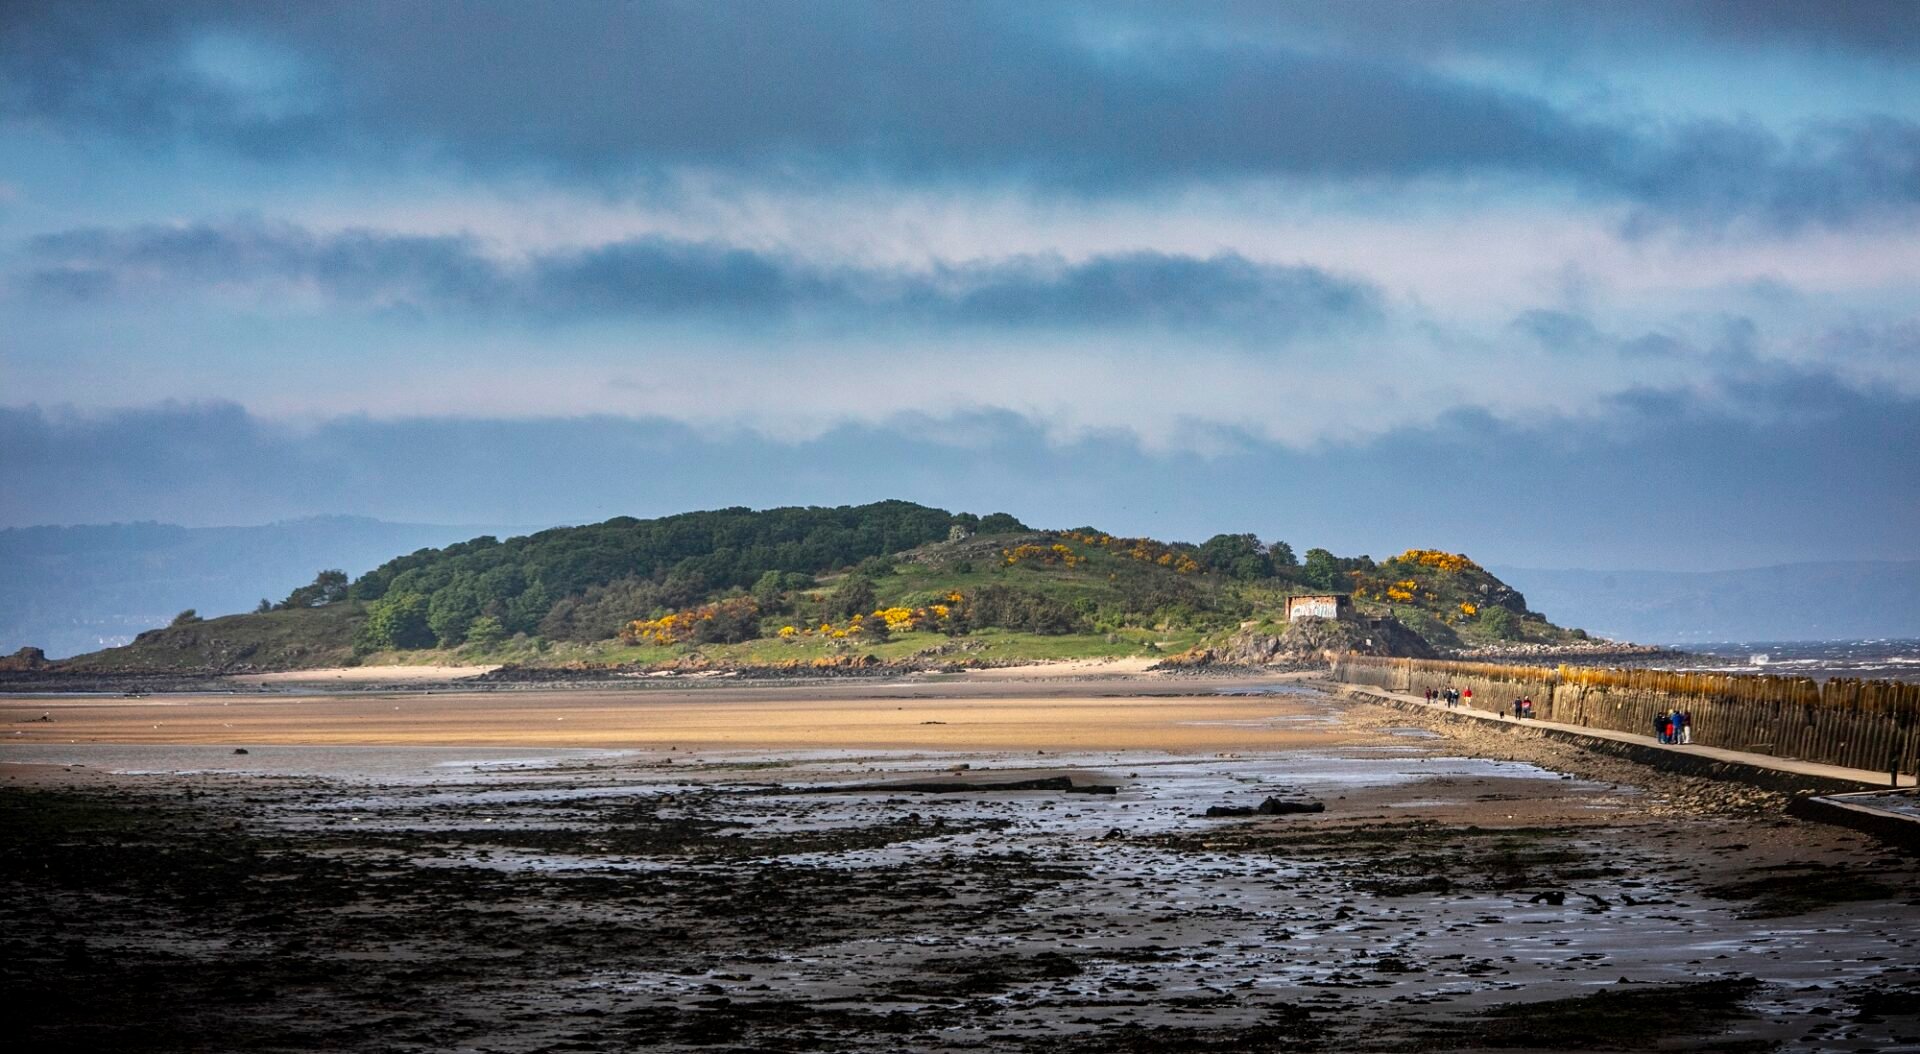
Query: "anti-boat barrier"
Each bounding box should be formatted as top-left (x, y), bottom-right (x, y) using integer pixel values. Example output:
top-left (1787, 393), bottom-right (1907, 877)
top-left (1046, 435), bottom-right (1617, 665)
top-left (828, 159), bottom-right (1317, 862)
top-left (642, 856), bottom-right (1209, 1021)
top-left (1330, 655), bottom-right (1920, 781)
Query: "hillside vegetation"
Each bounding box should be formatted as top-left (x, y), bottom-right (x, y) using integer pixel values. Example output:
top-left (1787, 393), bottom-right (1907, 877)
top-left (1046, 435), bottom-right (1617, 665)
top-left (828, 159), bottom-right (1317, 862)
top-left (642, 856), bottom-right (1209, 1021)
top-left (52, 501), bottom-right (1595, 674)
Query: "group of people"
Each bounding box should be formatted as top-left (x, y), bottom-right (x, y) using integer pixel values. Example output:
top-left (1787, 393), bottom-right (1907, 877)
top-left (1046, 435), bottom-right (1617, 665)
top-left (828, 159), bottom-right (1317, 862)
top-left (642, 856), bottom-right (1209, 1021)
top-left (1420, 683), bottom-right (1693, 745)
top-left (1657, 709), bottom-right (1693, 745)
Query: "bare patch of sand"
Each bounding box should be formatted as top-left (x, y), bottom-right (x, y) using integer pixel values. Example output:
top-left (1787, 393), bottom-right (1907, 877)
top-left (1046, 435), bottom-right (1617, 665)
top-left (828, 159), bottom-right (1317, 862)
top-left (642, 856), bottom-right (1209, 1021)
top-left (961, 656), bottom-right (1162, 679)
top-left (228, 664), bottom-right (499, 686)
top-left (1, 681), bottom-right (1347, 753)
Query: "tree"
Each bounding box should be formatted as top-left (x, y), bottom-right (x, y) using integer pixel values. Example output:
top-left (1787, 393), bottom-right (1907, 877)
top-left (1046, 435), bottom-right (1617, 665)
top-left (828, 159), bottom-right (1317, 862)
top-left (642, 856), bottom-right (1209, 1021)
top-left (1268, 540), bottom-right (1297, 568)
top-left (829, 575), bottom-right (876, 618)
top-left (1480, 606), bottom-right (1520, 640)
top-left (428, 588), bottom-right (482, 648)
top-left (1197, 533), bottom-right (1274, 581)
top-left (464, 615), bottom-right (507, 649)
top-left (976, 512), bottom-right (1026, 534)
top-left (282, 569), bottom-right (349, 609)
top-left (171, 609), bottom-right (201, 626)
top-left (1301, 548), bottom-right (1342, 590)
top-left (254, 598), bottom-right (272, 614)
top-left (354, 592), bottom-right (434, 653)
top-left (751, 570), bottom-right (788, 612)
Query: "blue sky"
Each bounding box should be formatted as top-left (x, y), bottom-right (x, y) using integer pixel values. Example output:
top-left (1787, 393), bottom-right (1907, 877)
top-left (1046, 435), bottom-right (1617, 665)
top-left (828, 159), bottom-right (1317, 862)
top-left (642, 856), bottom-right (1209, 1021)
top-left (2, 1), bottom-right (1916, 569)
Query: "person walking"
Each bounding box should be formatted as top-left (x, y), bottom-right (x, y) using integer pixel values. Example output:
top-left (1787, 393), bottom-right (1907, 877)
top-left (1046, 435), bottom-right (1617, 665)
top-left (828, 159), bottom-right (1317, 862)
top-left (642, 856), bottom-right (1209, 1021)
top-left (1654, 710), bottom-right (1669, 743)
top-left (1463, 688), bottom-right (1473, 709)
top-left (1679, 710), bottom-right (1692, 745)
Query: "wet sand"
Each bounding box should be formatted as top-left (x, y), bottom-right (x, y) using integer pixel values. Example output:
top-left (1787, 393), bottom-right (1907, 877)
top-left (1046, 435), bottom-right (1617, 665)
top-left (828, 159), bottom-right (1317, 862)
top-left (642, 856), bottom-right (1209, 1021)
top-left (1, 675), bottom-right (1345, 752)
top-left (5, 678), bottom-right (1918, 1052)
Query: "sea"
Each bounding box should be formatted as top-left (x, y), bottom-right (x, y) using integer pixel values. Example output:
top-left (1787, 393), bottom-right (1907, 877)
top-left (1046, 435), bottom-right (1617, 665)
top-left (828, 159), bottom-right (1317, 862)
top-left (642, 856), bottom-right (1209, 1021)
top-left (1649, 639), bottom-right (1920, 684)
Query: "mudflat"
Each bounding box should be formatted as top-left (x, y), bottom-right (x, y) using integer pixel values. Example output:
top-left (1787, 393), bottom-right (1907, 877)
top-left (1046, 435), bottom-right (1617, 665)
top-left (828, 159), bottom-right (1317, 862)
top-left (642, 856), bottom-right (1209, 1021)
top-left (5, 676), bottom-right (1918, 1052)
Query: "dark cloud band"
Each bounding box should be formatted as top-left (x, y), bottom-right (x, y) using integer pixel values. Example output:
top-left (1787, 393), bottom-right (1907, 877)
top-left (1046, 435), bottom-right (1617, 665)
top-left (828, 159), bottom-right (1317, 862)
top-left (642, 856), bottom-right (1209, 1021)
top-left (5, 2), bottom-right (1916, 229)
top-left (23, 220), bottom-right (1382, 335)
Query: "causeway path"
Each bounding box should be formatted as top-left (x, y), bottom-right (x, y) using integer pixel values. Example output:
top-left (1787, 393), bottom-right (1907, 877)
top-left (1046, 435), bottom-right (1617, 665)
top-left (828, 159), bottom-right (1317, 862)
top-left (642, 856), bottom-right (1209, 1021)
top-left (1324, 680), bottom-right (1915, 790)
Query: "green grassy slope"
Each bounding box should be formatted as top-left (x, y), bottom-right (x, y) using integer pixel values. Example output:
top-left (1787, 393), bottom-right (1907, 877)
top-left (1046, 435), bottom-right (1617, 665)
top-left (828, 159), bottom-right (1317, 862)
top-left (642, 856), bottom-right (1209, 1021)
top-left (57, 606), bottom-right (364, 674)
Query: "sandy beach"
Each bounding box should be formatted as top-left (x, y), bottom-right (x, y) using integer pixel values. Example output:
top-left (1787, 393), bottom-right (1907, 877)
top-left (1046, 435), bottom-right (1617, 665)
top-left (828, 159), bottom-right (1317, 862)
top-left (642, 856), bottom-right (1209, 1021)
top-left (3, 673), bottom-right (1343, 752)
top-left (6, 675), bottom-right (1918, 1052)
top-left (225, 664), bottom-right (503, 686)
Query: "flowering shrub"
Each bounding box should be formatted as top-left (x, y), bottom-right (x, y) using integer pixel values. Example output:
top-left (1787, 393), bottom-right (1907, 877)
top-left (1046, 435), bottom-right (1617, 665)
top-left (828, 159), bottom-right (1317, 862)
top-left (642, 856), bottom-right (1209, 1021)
top-left (1392, 549), bottom-right (1481, 574)
top-left (1459, 602), bottom-right (1478, 616)
top-left (1060, 531), bottom-right (1201, 574)
top-left (621, 597), bottom-right (761, 646)
top-left (786, 599), bottom-right (958, 640)
top-left (1002, 543), bottom-right (1086, 568)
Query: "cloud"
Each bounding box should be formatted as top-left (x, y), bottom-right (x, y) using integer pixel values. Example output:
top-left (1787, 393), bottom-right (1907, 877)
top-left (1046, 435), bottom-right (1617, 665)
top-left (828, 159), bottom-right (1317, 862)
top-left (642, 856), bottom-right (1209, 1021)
top-left (1154, 1), bottom-right (1920, 63)
top-left (5, 370), bottom-right (1915, 569)
top-left (1618, 116), bottom-right (1920, 233)
top-left (22, 219), bottom-right (1383, 335)
top-left (5, 3), bottom-right (1917, 229)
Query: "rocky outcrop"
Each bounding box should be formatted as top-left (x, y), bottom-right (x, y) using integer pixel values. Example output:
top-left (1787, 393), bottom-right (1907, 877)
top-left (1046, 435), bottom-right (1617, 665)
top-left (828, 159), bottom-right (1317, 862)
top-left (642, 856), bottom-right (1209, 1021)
top-left (1227, 616), bottom-right (1435, 664)
top-left (1159, 615), bottom-right (1437, 669)
top-left (0, 646), bottom-right (50, 671)
top-left (1447, 640), bottom-right (1680, 661)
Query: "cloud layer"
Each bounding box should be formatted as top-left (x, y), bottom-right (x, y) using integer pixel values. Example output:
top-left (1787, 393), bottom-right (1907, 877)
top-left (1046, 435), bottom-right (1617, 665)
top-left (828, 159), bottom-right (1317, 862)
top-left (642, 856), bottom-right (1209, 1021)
top-left (3, 3), bottom-right (1916, 568)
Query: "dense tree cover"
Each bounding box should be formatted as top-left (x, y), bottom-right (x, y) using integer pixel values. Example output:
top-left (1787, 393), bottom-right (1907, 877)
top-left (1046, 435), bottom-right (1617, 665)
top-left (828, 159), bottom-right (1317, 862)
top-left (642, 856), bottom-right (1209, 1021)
top-left (347, 502), bottom-right (1024, 648)
top-left (324, 497), bottom-right (1433, 654)
top-left (1299, 547), bottom-right (1376, 590)
top-left (354, 592), bottom-right (433, 652)
top-left (1195, 533), bottom-right (1274, 581)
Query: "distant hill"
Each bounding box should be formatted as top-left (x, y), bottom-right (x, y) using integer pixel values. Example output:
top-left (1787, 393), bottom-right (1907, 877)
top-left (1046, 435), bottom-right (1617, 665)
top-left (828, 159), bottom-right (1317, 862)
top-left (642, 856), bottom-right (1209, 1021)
top-left (42, 501), bottom-right (1591, 674)
top-left (1489, 560), bottom-right (1920, 644)
top-left (0, 516), bottom-right (539, 658)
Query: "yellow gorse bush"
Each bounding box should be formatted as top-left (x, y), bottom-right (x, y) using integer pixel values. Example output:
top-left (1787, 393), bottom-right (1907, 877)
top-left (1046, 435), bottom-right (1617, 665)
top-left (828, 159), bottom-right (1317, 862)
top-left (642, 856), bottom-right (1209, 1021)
top-left (1002, 542), bottom-right (1087, 568)
top-left (1393, 549), bottom-right (1480, 574)
top-left (787, 598), bottom-right (959, 640)
top-left (620, 597), bottom-right (759, 646)
top-left (1060, 531), bottom-right (1202, 574)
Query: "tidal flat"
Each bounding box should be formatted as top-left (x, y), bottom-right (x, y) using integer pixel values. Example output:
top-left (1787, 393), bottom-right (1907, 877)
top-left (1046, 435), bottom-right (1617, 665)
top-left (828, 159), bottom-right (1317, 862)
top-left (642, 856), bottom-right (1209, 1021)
top-left (4, 681), bottom-right (1917, 1052)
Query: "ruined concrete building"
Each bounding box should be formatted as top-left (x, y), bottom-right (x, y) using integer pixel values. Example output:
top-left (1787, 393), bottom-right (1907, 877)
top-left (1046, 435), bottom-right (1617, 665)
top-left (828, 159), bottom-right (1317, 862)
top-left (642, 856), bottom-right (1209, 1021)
top-left (1286, 594), bottom-right (1354, 621)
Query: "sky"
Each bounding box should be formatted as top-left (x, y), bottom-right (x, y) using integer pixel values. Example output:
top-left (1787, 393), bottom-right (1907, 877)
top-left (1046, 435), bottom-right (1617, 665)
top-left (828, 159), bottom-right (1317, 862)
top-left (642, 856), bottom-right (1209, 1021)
top-left (2, 1), bottom-right (1917, 570)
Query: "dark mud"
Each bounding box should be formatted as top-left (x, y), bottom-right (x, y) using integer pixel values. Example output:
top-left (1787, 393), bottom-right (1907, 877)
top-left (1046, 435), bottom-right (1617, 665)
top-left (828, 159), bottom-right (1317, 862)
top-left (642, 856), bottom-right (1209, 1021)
top-left (8, 693), bottom-right (1920, 1052)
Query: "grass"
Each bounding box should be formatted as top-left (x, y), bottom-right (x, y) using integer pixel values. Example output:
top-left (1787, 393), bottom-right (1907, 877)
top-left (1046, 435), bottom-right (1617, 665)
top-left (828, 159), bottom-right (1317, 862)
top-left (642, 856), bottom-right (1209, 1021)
top-left (56, 605), bottom-right (362, 673)
top-left (373, 625), bottom-right (1203, 671)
